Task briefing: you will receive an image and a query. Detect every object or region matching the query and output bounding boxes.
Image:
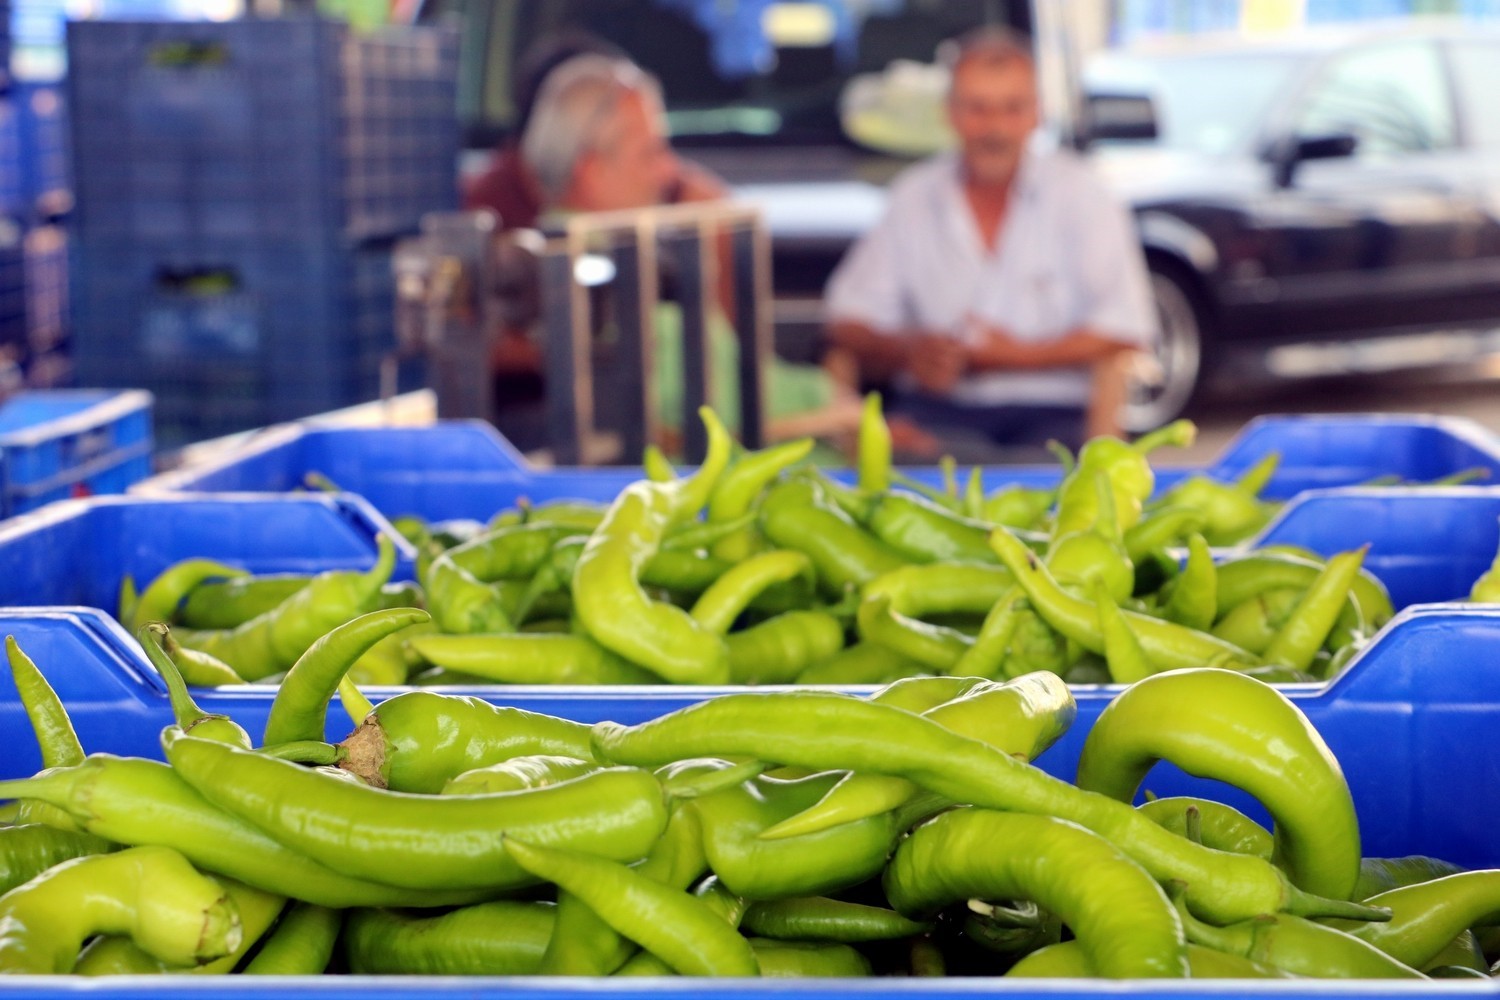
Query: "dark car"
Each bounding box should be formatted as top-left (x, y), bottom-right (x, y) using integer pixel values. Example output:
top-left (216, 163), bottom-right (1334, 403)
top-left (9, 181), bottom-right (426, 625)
top-left (1084, 24), bottom-right (1500, 430)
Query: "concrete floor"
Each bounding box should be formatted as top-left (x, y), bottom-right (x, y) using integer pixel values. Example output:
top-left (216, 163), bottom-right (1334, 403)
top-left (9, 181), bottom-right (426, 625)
top-left (1168, 361), bottom-right (1500, 465)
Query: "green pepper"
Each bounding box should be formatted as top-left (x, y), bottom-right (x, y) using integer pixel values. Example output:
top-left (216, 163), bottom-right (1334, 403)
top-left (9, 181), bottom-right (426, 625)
top-left (750, 938), bottom-right (872, 977)
top-left (1052, 419), bottom-right (1195, 537)
top-left (242, 901), bottom-right (341, 975)
top-left (1007, 941), bottom-right (1294, 979)
top-left (1328, 871), bottom-right (1500, 970)
top-left (0, 824), bottom-right (116, 897)
top-left (0, 846), bottom-right (239, 974)
top-left (884, 808), bottom-right (1189, 978)
top-left (591, 690), bottom-right (1383, 925)
top-left (1160, 534), bottom-right (1216, 632)
top-left (0, 756), bottom-right (490, 908)
top-left (505, 836), bottom-right (759, 977)
top-left (762, 671), bottom-right (1074, 839)
top-left (990, 526), bottom-right (1256, 671)
top-left (1172, 886), bottom-right (1421, 979)
top-left (177, 536), bottom-right (399, 681)
top-left (1137, 796), bottom-right (1274, 860)
top-left (1076, 667), bottom-right (1362, 900)
top-left (336, 689), bottom-right (597, 793)
top-left (163, 726), bottom-right (670, 893)
top-left (690, 766), bottom-right (932, 901)
top-left (343, 901), bottom-right (555, 975)
top-left (742, 897), bottom-right (929, 942)
top-left (707, 437), bottom-right (815, 561)
top-left (406, 632), bottom-right (660, 685)
top-left (572, 481), bottom-right (730, 684)
top-left (760, 478), bottom-right (908, 597)
top-left (177, 574), bottom-right (311, 631)
top-left (131, 558), bottom-right (248, 632)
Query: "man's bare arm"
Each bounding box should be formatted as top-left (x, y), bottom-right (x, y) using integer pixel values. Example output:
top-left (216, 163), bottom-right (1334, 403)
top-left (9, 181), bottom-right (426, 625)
top-left (825, 319), bottom-right (914, 383)
top-left (967, 326), bottom-right (1137, 371)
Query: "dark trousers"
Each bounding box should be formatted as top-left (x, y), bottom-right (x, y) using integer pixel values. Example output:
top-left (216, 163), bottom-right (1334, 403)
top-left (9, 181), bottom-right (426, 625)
top-left (889, 390), bottom-right (1086, 463)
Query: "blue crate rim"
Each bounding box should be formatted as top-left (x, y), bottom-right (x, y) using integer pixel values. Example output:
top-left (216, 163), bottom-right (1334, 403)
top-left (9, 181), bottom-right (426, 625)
top-left (1168, 411), bottom-right (1500, 475)
top-left (0, 388), bottom-right (152, 448)
top-left (0, 970), bottom-right (1478, 993)
top-left (135, 418), bottom-right (529, 496)
top-left (5, 438), bottom-right (152, 501)
top-left (0, 489), bottom-right (420, 566)
top-left (1240, 482), bottom-right (1500, 550)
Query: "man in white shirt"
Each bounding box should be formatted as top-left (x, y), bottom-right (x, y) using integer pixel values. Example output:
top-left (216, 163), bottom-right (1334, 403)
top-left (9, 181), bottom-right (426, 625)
top-left (824, 26), bottom-right (1156, 453)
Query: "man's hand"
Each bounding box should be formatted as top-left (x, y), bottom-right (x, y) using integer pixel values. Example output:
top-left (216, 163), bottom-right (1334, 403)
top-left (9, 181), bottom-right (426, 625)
top-left (908, 333), bottom-right (969, 395)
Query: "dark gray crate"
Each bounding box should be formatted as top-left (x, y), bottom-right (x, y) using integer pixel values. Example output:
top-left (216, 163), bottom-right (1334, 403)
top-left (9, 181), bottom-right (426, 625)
top-left (66, 18), bottom-right (459, 244)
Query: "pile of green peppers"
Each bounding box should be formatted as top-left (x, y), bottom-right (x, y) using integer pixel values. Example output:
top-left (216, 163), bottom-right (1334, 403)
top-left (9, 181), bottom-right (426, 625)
top-left (1, 627), bottom-right (1497, 980)
top-left (128, 401), bottom-right (1418, 688)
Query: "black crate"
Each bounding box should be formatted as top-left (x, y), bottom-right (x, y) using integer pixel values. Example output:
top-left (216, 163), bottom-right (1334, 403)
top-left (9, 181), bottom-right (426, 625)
top-left (66, 18), bottom-right (459, 245)
top-left (71, 235), bottom-right (402, 448)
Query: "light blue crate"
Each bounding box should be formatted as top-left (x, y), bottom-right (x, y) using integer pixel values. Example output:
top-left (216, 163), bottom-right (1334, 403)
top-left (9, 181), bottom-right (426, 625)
top-left (0, 388), bottom-right (152, 516)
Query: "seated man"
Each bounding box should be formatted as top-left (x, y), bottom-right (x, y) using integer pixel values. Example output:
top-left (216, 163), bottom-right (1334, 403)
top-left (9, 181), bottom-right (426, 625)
top-left (824, 27), bottom-right (1156, 456)
top-left (519, 53), bottom-right (859, 454)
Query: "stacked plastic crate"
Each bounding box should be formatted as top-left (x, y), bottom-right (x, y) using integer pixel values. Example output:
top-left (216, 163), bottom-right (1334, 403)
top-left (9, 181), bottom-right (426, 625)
top-left (0, 33), bottom-right (23, 392)
top-left (13, 83), bottom-right (70, 388)
top-left (66, 18), bottom-right (459, 448)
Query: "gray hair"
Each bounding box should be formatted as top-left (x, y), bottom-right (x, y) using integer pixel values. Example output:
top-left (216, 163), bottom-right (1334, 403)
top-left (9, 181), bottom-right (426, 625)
top-left (939, 25), bottom-right (1035, 83)
top-left (520, 54), bottom-right (664, 205)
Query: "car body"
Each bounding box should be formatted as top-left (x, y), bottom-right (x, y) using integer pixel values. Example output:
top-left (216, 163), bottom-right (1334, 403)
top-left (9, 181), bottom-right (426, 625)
top-left (1084, 23), bottom-right (1500, 429)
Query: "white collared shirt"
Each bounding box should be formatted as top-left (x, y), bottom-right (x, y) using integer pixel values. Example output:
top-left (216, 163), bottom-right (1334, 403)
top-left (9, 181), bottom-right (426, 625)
top-left (824, 146), bottom-right (1156, 407)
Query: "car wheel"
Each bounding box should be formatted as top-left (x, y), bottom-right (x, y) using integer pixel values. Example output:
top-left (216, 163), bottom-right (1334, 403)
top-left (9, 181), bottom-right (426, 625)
top-left (1123, 265), bottom-right (1206, 435)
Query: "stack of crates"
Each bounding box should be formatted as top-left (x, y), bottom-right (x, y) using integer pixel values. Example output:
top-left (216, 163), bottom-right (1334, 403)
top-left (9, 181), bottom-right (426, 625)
top-left (66, 18), bottom-right (459, 448)
top-left (14, 83), bottom-right (70, 388)
top-left (0, 54), bottom-right (22, 390)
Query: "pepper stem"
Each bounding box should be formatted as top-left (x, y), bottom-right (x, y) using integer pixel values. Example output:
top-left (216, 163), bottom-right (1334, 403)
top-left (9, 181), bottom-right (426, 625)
top-left (1184, 804), bottom-right (1202, 847)
top-left (1132, 419), bottom-right (1197, 456)
top-left (1281, 885), bottom-right (1392, 922)
top-left (258, 740), bottom-right (346, 766)
top-left (337, 676), bottom-right (374, 727)
top-left (858, 391), bottom-right (893, 494)
top-left (1236, 451), bottom-right (1282, 498)
top-left (139, 623), bottom-right (242, 743)
top-left (660, 759), bottom-right (769, 799)
top-left (1045, 439), bottom-right (1076, 476)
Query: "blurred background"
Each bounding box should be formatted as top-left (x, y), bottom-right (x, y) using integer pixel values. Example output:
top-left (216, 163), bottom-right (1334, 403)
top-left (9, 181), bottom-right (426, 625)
top-left (3, 0), bottom-right (1500, 462)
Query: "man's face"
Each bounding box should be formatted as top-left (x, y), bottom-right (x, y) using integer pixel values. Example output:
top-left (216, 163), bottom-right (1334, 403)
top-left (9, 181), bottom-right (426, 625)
top-left (579, 90), bottom-right (678, 211)
top-left (948, 58), bottom-right (1039, 186)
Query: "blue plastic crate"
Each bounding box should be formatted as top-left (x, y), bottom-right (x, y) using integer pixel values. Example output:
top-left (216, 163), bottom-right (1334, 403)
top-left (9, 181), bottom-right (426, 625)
top-left (0, 97), bottom-right (23, 222)
top-left (139, 413), bottom-right (1500, 524)
top-left (71, 235), bottom-right (400, 448)
top-left (0, 492), bottom-right (414, 609)
top-left (66, 18), bottom-right (458, 244)
top-left (21, 223), bottom-right (67, 382)
top-left (0, 221), bottom-right (21, 364)
top-left (0, 601), bottom-right (1497, 881)
top-left (2, 485), bottom-right (1500, 642)
top-left (0, 388), bottom-right (153, 517)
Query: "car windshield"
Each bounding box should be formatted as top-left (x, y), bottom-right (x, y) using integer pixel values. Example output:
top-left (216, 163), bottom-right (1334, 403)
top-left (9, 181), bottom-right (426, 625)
top-left (1087, 50), bottom-right (1310, 155)
top-left (452, 0), bottom-right (1024, 147)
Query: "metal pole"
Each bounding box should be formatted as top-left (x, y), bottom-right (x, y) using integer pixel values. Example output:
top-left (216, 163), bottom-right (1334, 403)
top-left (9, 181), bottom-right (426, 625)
top-left (670, 226), bottom-right (711, 463)
top-left (539, 243), bottom-right (582, 465)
